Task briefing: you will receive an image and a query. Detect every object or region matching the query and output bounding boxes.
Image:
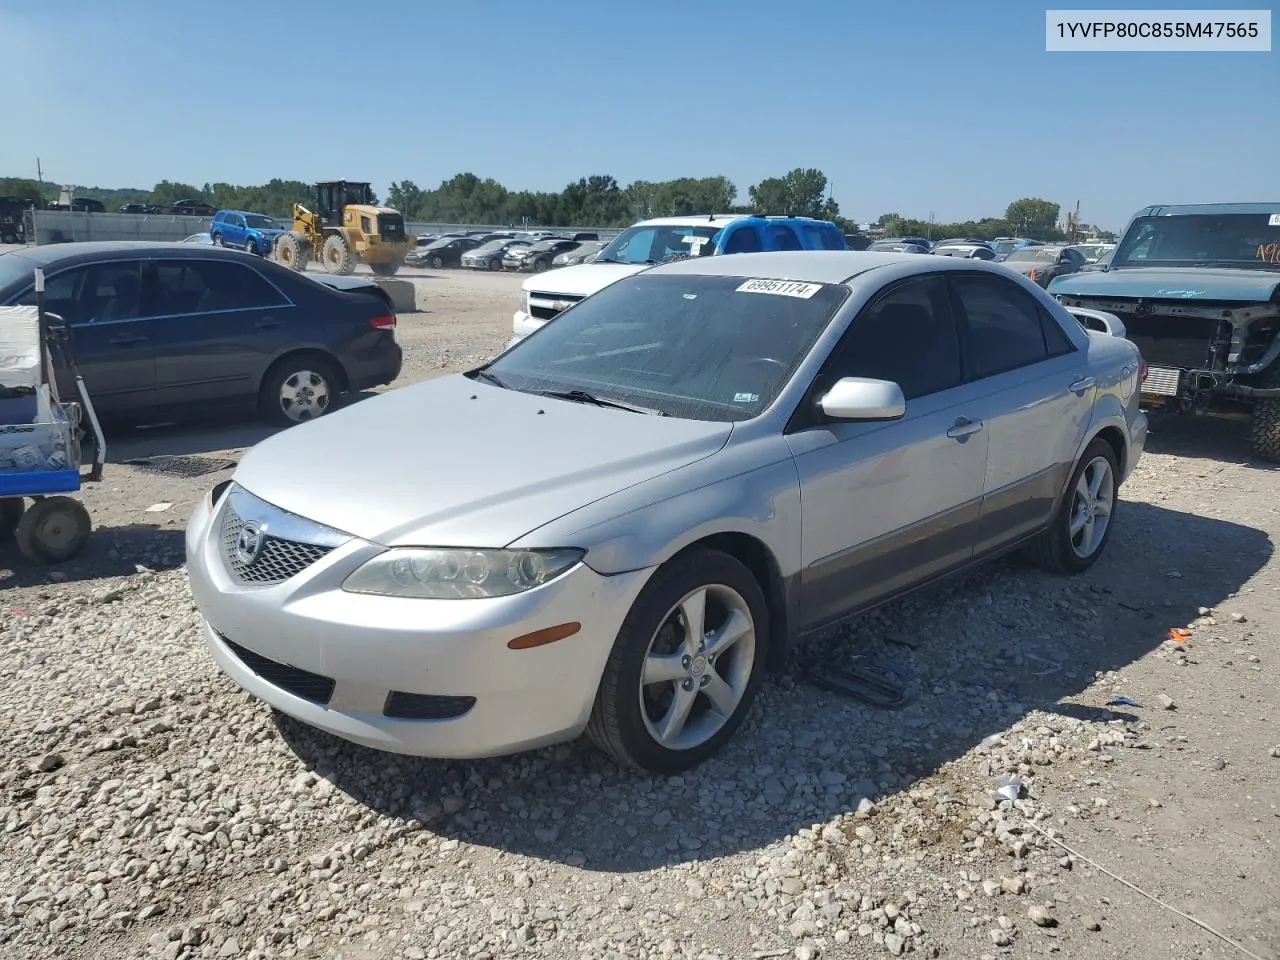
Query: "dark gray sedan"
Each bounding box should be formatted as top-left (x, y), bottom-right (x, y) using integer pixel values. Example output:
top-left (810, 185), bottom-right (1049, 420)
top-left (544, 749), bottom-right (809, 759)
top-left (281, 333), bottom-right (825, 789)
top-left (998, 245), bottom-right (1087, 288)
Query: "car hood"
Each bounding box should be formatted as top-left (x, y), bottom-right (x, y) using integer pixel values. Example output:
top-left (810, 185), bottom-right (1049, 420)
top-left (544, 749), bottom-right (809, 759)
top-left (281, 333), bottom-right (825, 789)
top-left (230, 374), bottom-right (732, 548)
top-left (1048, 266), bottom-right (1280, 301)
top-left (521, 261), bottom-right (648, 297)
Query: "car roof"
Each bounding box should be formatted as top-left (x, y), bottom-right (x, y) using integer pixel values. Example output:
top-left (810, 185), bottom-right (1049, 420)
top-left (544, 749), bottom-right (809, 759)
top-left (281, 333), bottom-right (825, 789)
top-left (1, 241), bottom-right (276, 269)
top-left (1132, 202), bottom-right (1280, 217)
top-left (644, 250), bottom-right (940, 284)
top-left (630, 214), bottom-right (836, 229)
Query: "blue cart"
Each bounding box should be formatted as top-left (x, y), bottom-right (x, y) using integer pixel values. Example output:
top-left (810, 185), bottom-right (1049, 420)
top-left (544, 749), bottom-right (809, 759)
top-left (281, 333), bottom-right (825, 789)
top-left (0, 268), bottom-right (106, 564)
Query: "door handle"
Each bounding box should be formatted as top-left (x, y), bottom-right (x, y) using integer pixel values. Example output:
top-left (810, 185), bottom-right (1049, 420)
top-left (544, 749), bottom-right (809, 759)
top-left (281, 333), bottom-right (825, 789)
top-left (946, 416), bottom-right (984, 439)
top-left (1070, 376), bottom-right (1096, 394)
top-left (255, 319), bottom-right (284, 329)
top-left (109, 335), bottom-right (147, 346)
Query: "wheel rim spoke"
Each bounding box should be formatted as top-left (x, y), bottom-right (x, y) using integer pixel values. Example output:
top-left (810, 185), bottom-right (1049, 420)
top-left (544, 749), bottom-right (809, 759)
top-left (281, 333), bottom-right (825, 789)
top-left (1075, 474), bottom-right (1091, 504)
top-left (703, 672), bottom-right (739, 717)
top-left (678, 589), bottom-right (708, 655)
top-left (642, 652), bottom-right (687, 685)
top-left (654, 684), bottom-right (697, 745)
top-left (704, 608), bottom-right (750, 658)
top-left (1088, 463), bottom-right (1106, 498)
top-left (1069, 507), bottom-right (1088, 536)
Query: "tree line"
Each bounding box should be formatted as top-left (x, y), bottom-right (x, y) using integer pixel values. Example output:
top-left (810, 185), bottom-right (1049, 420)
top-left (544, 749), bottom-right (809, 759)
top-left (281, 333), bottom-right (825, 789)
top-left (1, 170), bottom-right (1103, 240)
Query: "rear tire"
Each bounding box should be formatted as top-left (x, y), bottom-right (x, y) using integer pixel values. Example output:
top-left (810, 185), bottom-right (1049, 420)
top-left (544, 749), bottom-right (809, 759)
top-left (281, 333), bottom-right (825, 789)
top-left (1252, 399), bottom-right (1280, 463)
top-left (1024, 438), bottom-right (1119, 574)
top-left (259, 353), bottom-right (342, 427)
top-left (276, 233), bottom-right (308, 272)
top-left (322, 235), bottom-right (356, 275)
top-left (15, 496), bottom-right (91, 564)
top-left (0, 498), bottom-right (25, 542)
top-left (587, 548), bottom-right (769, 774)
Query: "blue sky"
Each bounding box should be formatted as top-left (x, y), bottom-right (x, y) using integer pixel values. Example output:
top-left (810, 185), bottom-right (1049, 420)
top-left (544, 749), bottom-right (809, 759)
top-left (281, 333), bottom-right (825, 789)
top-left (3, 0), bottom-right (1275, 230)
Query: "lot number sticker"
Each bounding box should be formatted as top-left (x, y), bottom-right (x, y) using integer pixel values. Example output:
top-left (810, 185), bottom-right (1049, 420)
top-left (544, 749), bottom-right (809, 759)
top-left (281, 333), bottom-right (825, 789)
top-left (1270, 213), bottom-right (1280, 227)
top-left (735, 278), bottom-right (823, 299)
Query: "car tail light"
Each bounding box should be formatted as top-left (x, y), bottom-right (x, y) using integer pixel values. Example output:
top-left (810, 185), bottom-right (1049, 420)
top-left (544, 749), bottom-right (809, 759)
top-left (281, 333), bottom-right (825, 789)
top-left (369, 313), bottom-right (396, 330)
top-left (1139, 358), bottom-right (1149, 382)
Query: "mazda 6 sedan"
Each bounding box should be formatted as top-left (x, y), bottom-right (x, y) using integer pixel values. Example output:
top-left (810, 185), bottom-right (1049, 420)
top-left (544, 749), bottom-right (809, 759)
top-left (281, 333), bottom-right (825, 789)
top-left (186, 250), bottom-right (1148, 774)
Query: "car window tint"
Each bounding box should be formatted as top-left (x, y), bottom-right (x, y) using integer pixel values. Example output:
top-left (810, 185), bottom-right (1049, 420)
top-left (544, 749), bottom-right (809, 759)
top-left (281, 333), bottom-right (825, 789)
top-left (824, 275), bottom-right (961, 400)
top-left (35, 262), bottom-right (145, 324)
top-left (144, 260), bottom-right (287, 317)
top-left (13, 267), bottom-right (91, 323)
top-left (1040, 306), bottom-right (1076, 357)
top-left (951, 274), bottom-right (1051, 379)
top-left (768, 225), bottom-right (803, 251)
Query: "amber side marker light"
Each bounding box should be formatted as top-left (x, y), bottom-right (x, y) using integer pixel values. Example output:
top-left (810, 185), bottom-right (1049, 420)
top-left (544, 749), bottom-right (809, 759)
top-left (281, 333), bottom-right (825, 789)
top-left (508, 622), bottom-right (581, 650)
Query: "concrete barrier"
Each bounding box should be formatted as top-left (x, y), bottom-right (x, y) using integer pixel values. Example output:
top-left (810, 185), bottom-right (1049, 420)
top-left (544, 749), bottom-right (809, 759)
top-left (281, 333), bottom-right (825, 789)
top-left (372, 279), bottom-right (416, 314)
top-left (32, 210), bottom-right (213, 244)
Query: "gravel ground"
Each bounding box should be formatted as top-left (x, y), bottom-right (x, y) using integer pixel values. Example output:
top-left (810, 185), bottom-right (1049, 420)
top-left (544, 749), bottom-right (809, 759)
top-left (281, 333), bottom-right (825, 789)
top-left (1, 245), bottom-right (1278, 960)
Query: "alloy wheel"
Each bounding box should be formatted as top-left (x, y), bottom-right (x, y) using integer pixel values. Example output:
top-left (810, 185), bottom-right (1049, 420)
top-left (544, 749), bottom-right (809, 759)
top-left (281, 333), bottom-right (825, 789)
top-left (1068, 455), bottom-right (1114, 558)
top-left (278, 370), bottom-right (331, 422)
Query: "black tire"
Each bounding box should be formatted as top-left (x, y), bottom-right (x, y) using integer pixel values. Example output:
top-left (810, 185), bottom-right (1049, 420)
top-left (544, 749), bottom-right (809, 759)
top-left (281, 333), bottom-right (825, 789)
top-left (0, 498), bottom-right (25, 542)
top-left (488, 258), bottom-right (502, 271)
top-left (322, 234), bottom-right (356, 275)
top-left (259, 353), bottom-right (342, 427)
top-left (244, 238), bottom-right (257, 256)
top-left (1024, 438), bottom-right (1119, 575)
top-left (211, 233), bottom-right (223, 247)
top-left (1252, 399), bottom-right (1280, 462)
top-left (430, 255), bottom-right (444, 269)
top-left (276, 233), bottom-right (308, 272)
top-left (587, 548), bottom-right (769, 774)
top-left (15, 496), bottom-right (91, 564)
top-left (369, 261), bottom-right (400, 277)
top-left (532, 258), bottom-right (548, 272)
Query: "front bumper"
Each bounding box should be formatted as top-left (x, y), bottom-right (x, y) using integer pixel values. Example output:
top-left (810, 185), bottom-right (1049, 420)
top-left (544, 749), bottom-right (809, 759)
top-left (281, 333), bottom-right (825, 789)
top-left (184, 486), bottom-right (649, 759)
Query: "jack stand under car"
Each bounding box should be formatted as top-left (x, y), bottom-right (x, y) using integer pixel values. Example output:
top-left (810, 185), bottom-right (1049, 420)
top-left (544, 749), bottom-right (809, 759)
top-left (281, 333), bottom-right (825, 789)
top-left (0, 268), bottom-right (106, 564)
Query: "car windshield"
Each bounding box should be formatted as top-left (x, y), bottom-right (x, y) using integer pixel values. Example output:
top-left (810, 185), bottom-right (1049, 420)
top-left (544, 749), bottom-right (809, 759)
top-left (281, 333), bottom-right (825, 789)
top-left (1006, 247), bottom-right (1058, 262)
top-left (480, 273), bottom-right (848, 422)
top-left (1113, 213), bottom-right (1280, 270)
top-left (596, 224), bottom-right (722, 264)
top-left (475, 239), bottom-right (509, 253)
top-left (244, 215), bottom-right (276, 229)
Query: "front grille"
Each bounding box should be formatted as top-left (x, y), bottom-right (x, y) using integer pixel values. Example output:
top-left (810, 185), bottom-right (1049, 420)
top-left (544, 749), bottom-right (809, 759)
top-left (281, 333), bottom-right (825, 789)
top-left (220, 499), bottom-right (334, 585)
top-left (222, 636), bottom-right (335, 704)
top-left (376, 213), bottom-right (406, 241)
top-left (1142, 365), bottom-right (1182, 397)
top-left (384, 691), bottom-right (476, 720)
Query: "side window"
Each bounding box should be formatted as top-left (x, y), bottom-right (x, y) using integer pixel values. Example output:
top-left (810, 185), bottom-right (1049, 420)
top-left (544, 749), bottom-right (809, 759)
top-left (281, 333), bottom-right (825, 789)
top-left (951, 274), bottom-right (1056, 379)
top-left (79, 262), bottom-right (144, 324)
top-left (14, 268), bottom-right (89, 324)
top-left (361, 215), bottom-right (372, 233)
top-left (1040, 305), bottom-right (1077, 357)
top-left (144, 260), bottom-right (287, 317)
top-left (768, 225), bottom-right (803, 251)
top-left (822, 275), bottom-right (962, 400)
top-left (721, 226), bottom-right (762, 254)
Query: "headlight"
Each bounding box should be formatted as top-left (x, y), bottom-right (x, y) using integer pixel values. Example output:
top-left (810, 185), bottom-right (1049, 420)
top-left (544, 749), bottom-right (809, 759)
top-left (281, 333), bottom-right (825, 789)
top-left (342, 547), bottom-right (584, 599)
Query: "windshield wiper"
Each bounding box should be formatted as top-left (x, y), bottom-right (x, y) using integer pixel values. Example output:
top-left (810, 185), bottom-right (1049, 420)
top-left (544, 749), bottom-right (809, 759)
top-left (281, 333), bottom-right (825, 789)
top-left (539, 389), bottom-right (665, 415)
top-left (471, 367), bottom-right (509, 388)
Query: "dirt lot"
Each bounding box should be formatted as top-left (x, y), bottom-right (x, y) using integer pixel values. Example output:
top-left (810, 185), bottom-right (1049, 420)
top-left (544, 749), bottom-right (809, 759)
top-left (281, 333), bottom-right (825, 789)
top-left (0, 248), bottom-right (1277, 960)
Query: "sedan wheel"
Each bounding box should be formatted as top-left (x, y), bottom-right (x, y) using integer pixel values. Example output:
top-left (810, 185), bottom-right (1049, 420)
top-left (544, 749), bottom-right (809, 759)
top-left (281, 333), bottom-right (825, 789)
top-left (1024, 437), bottom-right (1119, 574)
top-left (259, 356), bottom-right (340, 427)
top-left (278, 370), bottom-right (331, 422)
top-left (588, 548), bottom-right (768, 773)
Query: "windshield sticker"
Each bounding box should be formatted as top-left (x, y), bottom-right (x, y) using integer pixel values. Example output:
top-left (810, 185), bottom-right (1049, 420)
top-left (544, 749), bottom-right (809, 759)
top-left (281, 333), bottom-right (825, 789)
top-left (682, 293), bottom-right (698, 300)
top-left (1269, 214), bottom-right (1280, 227)
top-left (1258, 243), bottom-right (1280, 265)
top-left (683, 235), bottom-right (707, 247)
top-left (733, 392), bottom-right (760, 403)
top-left (735, 278), bottom-right (823, 299)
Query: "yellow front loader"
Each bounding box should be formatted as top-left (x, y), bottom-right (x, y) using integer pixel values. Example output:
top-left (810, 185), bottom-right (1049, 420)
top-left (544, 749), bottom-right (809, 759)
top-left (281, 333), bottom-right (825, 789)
top-left (274, 180), bottom-right (415, 277)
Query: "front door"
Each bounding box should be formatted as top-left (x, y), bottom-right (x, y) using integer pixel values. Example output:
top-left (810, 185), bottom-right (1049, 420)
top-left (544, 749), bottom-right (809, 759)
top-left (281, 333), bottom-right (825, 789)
top-left (945, 271), bottom-right (1097, 554)
top-left (785, 274), bottom-right (991, 632)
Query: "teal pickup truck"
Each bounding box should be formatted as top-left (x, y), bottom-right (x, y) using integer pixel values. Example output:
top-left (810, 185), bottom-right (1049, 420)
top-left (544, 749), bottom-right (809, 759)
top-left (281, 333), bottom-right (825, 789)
top-left (1048, 203), bottom-right (1280, 460)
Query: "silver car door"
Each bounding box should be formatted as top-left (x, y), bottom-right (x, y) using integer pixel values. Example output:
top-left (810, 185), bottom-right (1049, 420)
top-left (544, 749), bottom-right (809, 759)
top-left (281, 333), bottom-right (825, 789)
top-left (785, 274), bottom-right (991, 633)
top-left (947, 271), bottom-right (1095, 554)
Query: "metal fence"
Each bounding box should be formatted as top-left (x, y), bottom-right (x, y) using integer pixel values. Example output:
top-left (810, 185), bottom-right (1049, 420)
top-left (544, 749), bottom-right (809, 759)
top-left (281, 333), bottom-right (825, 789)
top-left (26, 211), bottom-right (626, 246)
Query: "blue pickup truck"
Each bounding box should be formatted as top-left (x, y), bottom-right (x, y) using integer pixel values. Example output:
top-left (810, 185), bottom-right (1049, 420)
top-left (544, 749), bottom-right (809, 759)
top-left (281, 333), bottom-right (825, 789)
top-left (210, 209), bottom-right (286, 256)
top-left (1048, 202), bottom-right (1280, 460)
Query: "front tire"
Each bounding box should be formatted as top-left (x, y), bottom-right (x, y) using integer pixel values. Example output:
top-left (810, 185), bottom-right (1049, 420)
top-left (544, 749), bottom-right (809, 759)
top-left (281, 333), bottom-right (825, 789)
top-left (488, 258), bottom-right (502, 271)
top-left (15, 496), bottom-right (91, 564)
top-left (275, 233), bottom-right (309, 271)
top-left (430, 255), bottom-right (444, 269)
top-left (1252, 398), bottom-right (1280, 462)
top-left (211, 233), bottom-right (223, 247)
top-left (1024, 438), bottom-right (1119, 574)
top-left (587, 548), bottom-right (769, 774)
top-left (369, 261), bottom-right (400, 277)
top-left (244, 238), bottom-right (257, 256)
top-left (322, 235), bottom-right (356, 275)
top-left (259, 354), bottom-right (341, 426)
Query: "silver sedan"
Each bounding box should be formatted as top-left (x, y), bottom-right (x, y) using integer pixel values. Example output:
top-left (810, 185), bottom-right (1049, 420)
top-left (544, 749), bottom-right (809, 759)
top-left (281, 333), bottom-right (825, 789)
top-left (186, 251), bottom-right (1148, 773)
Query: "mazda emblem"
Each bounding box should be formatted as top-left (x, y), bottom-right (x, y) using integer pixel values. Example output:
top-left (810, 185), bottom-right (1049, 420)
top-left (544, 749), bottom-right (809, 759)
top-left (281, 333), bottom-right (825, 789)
top-left (235, 521), bottom-right (265, 565)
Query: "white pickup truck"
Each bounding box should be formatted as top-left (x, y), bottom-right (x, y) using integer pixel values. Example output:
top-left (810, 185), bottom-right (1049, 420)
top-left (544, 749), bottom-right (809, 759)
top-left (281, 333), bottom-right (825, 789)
top-left (508, 214), bottom-right (849, 347)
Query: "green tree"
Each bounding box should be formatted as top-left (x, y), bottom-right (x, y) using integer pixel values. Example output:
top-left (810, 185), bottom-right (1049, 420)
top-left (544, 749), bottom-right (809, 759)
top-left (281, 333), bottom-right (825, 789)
top-left (148, 180), bottom-right (208, 205)
top-left (0, 178), bottom-right (43, 205)
top-left (748, 168), bottom-right (834, 218)
top-left (1004, 198), bottom-right (1060, 237)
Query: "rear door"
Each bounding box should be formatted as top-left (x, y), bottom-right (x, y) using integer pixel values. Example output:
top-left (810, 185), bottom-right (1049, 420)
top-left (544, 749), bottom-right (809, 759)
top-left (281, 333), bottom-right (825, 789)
top-left (141, 258), bottom-right (294, 406)
top-left (946, 271), bottom-right (1095, 554)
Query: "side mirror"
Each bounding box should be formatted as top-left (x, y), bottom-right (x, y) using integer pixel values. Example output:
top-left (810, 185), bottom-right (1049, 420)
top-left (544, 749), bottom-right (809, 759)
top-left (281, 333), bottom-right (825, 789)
top-left (44, 312), bottom-right (70, 341)
top-left (817, 377), bottom-right (906, 421)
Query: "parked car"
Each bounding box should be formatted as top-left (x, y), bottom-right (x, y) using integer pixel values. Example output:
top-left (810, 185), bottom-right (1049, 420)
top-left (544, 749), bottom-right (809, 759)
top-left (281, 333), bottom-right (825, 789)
top-left (505, 238), bottom-right (581, 272)
top-left (509, 214), bottom-right (849, 343)
top-left (0, 242), bottom-right (401, 426)
top-left (1078, 248), bottom-right (1113, 272)
top-left (552, 241), bottom-right (606, 267)
top-left (1048, 202), bottom-right (1280, 460)
top-left (1071, 242), bottom-right (1116, 263)
top-left (210, 209), bottom-right (286, 256)
top-left (184, 250), bottom-right (1146, 773)
top-left (932, 241), bottom-right (997, 260)
top-left (407, 236), bottom-right (484, 269)
top-left (461, 238), bottom-right (533, 271)
top-left (170, 199), bottom-right (216, 216)
top-left (867, 240), bottom-right (928, 254)
top-left (997, 244), bottom-right (1087, 287)
top-left (992, 237), bottom-right (1044, 258)
top-left (47, 198), bottom-right (106, 213)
